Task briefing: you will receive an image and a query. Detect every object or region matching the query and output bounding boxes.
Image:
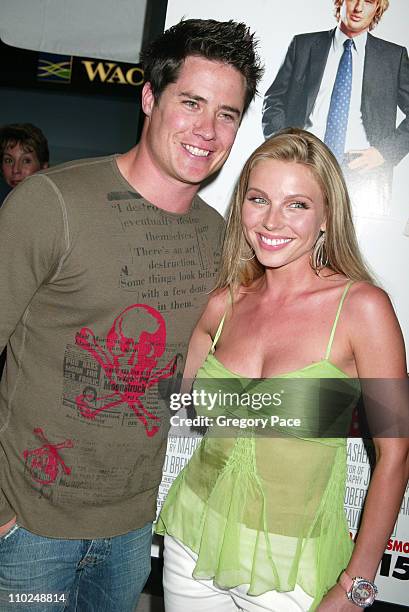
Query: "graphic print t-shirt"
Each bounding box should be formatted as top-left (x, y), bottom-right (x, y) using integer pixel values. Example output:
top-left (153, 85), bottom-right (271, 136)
top-left (0, 156), bottom-right (224, 537)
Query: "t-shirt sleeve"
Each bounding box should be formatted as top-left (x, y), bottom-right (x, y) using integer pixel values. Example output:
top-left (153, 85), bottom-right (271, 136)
top-left (0, 174), bottom-right (68, 352)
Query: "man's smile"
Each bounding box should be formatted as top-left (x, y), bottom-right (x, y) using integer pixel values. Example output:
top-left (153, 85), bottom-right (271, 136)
top-left (182, 144), bottom-right (211, 157)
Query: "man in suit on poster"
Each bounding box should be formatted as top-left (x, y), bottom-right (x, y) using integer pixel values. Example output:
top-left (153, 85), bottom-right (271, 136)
top-left (262, 0), bottom-right (409, 216)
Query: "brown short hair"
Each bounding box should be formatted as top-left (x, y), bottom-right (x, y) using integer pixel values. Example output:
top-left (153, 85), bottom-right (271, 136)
top-left (141, 19), bottom-right (263, 113)
top-left (0, 123), bottom-right (49, 165)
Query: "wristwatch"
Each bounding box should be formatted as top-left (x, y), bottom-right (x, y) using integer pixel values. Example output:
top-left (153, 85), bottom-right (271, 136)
top-left (338, 571), bottom-right (378, 607)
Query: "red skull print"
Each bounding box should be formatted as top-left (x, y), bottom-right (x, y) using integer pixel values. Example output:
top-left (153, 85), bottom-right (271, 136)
top-left (75, 304), bottom-right (177, 437)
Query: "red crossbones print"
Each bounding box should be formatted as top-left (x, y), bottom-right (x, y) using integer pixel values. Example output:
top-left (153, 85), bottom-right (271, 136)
top-left (23, 428), bottom-right (73, 485)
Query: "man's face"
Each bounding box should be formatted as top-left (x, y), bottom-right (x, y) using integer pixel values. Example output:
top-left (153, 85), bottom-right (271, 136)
top-left (339, 0), bottom-right (378, 37)
top-left (141, 55), bottom-right (247, 187)
top-left (2, 142), bottom-right (47, 188)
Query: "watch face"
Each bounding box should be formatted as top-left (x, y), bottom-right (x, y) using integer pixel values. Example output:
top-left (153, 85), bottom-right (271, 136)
top-left (351, 580), bottom-right (376, 606)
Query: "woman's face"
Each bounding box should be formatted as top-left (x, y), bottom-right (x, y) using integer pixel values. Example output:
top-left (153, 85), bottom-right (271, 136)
top-left (2, 142), bottom-right (46, 188)
top-left (242, 159), bottom-right (326, 270)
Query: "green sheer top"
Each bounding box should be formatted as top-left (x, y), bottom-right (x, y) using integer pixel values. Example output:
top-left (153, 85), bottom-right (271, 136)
top-left (156, 282), bottom-right (360, 611)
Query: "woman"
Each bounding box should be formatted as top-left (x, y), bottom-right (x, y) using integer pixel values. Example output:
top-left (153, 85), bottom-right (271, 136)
top-left (156, 129), bottom-right (409, 611)
top-left (0, 123), bottom-right (49, 191)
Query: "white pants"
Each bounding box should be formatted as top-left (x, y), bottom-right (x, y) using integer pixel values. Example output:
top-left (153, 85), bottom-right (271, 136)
top-left (163, 535), bottom-right (314, 612)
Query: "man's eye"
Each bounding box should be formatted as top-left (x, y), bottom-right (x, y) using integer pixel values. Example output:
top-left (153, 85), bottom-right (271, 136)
top-left (220, 112), bottom-right (234, 122)
top-left (183, 100), bottom-right (199, 109)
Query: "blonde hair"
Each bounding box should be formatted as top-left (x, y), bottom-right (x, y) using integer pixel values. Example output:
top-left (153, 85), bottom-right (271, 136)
top-left (334, 0), bottom-right (389, 30)
top-left (215, 128), bottom-right (373, 290)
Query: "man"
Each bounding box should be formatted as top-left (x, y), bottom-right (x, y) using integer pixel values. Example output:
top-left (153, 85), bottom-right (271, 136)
top-left (0, 19), bottom-right (262, 611)
top-left (0, 123), bottom-right (49, 192)
top-left (262, 0), bottom-right (409, 215)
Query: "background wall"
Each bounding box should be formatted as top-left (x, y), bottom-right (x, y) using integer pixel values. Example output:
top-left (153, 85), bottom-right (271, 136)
top-left (0, 87), bottom-right (141, 165)
top-left (0, 0), bottom-right (169, 187)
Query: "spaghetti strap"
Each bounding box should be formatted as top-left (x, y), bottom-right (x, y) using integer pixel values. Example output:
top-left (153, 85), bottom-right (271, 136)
top-left (325, 281), bottom-right (354, 360)
top-left (210, 312), bottom-right (227, 354)
top-left (210, 288), bottom-right (233, 354)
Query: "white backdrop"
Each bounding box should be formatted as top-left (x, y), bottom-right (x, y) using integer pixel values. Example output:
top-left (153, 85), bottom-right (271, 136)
top-left (160, 1), bottom-right (409, 606)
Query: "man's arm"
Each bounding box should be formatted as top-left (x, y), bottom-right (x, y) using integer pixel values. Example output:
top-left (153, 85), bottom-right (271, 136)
top-left (373, 46), bottom-right (409, 167)
top-left (347, 46), bottom-right (409, 171)
top-left (262, 37), bottom-right (297, 140)
top-left (0, 174), bottom-right (66, 526)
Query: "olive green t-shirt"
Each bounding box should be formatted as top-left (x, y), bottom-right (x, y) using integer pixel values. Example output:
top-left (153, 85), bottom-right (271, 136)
top-left (0, 155), bottom-right (224, 538)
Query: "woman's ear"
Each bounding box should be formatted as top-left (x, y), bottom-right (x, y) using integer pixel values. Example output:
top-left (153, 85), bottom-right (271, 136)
top-left (320, 213), bottom-right (327, 233)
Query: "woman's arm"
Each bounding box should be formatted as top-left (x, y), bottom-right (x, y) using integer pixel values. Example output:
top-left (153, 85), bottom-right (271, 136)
top-left (318, 284), bottom-right (409, 611)
top-left (182, 288), bottom-right (230, 382)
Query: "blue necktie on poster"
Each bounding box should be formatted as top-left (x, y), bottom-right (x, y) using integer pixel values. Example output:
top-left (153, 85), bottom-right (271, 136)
top-left (324, 38), bottom-right (354, 162)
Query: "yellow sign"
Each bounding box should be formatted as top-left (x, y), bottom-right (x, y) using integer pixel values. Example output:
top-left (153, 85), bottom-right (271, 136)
top-left (81, 61), bottom-right (144, 86)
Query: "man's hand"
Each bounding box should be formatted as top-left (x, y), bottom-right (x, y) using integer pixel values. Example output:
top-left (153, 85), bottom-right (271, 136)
top-left (316, 584), bottom-right (359, 611)
top-left (347, 147), bottom-right (385, 172)
top-left (0, 516), bottom-right (16, 537)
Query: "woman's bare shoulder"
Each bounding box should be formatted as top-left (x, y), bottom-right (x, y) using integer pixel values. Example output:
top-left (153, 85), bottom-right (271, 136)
top-left (346, 281), bottom-right (394, 321)
top-left (345, 282), bottom-right (406, 377)
top-left (207, 287), bottom-right (231, 310)
top-left (198, 287), bottom-right (231, 334)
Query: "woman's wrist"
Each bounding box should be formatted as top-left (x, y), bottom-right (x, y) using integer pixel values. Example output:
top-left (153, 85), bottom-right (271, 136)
top-left (338, 570), bottom-right (378, 608)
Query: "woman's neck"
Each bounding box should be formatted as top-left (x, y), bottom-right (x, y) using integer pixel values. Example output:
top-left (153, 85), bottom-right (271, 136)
top-left (254, 255), bottom-right (326, 301)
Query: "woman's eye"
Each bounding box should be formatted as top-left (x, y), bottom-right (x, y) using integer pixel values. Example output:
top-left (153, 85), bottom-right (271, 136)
top-left (249, 196), bottom-right (267, 205)
top-left (288, 201), bottom-right (308, 209)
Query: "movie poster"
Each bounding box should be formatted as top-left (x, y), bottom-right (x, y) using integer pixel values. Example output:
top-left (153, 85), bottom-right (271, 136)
top-left (158, 0), bottom-right (409, 606)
